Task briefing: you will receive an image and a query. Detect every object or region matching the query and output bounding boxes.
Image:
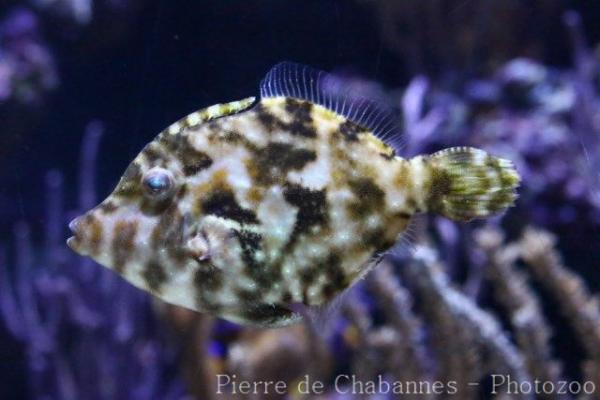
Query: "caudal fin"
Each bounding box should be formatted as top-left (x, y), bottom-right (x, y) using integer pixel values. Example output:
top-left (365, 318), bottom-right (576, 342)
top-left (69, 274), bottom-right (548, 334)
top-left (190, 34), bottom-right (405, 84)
top-left (426, 147), bottom-right (520, 221)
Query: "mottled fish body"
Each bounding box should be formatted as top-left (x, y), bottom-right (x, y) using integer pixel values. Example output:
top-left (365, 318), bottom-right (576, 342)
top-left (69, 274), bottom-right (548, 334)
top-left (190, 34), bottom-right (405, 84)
top-left (67, 63), bottom-right (520, 327)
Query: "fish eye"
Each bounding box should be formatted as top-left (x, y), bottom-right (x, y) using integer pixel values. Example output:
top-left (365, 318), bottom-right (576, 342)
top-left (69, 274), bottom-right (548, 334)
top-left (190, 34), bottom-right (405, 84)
top-left (142, 168), bottom-right (175, 199)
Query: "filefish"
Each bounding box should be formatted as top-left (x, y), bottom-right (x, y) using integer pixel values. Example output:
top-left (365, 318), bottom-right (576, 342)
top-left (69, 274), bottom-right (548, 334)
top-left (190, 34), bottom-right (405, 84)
top-left (67, 62), bottom-right (520, 327)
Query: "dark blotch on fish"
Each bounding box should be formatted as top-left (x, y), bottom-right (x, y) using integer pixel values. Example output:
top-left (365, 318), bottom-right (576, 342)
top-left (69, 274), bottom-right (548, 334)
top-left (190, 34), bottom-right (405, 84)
top-left (194, 263), bottom-right (224, 292)
top-left (319, 254), bottom-right (346, 301)
top-left (255, 104), bottom-right (285, 133)
top-left (140, 197), bottom-right (173, 216)
top-left (178, 146), bottom-right (213, 176)
top-left (183, 155), bottom-right (213, 176)
top-left (222, 130), bottom-right (245, 144)
top-left (84, 214), bottom-right (103, 257)
top-left (299, 267), bottom-right (317, 286)
top-left (112, 220), bottom-right (138, 274)
top-left (364, 227), bottom-right (393, 252)
top-left (114, 163), bottom-right (142, 198)
top-left (255, 100), bottom-right (317, 138)
top-left (258, 142), bottom-right (316, 171)
top-left (151, 204), bottom-right (186, 264)
top-left (285, 99), bottom-right (317, 138)
top-left (283, 183), bottom-right (328, 239)
top-left (426, 167), bottom-right (451, 214)
top-left (232, 229), bottom-right (279, 288)
top-left (348, 178), bottom-right (385, 218)
top-left (98, 201), bottom-right (118, 214)
top-left (192, 263), bottom-right (224, 312)
top-left (142, 145), bottom-right (163, 164)
top-left (251, 142), bottom-right (317, 184)
top-left (322, 253), bottom-right (344, 285)
top-left (380, 151), bottom-right (396, 160)
top-left (158, 131), bottom-right (183, 153)
top-left (201, 190), bottom-right (259, 225)
top-left (236, 289), bottom-right (263, 303)
top-left (339, 120), bottom-right (361, 141)
top-left (143, 261), bottom-right (167, 293)
top-left (241, 302), bottom-right (296, 326)
top-left (282, 291), bottom-right (293, 303)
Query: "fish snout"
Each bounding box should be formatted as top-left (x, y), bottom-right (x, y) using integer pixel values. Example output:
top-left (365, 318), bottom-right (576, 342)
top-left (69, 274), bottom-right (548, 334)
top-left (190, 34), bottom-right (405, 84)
top-left (67, 213), bottom-right (102, 256)
top-left (67, 216), bottom-right (85, 254)
top-left (69, 216), bottom-right (82, 233)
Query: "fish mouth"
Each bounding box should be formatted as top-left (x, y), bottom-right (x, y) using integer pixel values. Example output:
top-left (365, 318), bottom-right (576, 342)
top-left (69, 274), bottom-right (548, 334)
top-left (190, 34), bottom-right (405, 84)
top-left (66, 217), bottom-right (84, 254)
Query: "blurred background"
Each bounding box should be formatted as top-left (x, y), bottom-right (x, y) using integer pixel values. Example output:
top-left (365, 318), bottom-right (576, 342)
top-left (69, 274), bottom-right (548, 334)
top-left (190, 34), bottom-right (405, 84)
top-left (1, 0), bottom-right (600, 399)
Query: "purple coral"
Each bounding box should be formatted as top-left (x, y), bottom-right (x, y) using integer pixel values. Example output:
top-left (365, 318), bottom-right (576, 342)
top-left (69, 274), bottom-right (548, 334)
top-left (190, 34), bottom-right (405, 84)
top-left (0, 8), bottom-right (58, 105)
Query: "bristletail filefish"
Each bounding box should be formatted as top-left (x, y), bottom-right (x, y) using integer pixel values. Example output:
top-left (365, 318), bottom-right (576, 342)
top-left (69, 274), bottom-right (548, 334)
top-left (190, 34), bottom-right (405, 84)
top-left (67, 62), bottom-right (520, 327)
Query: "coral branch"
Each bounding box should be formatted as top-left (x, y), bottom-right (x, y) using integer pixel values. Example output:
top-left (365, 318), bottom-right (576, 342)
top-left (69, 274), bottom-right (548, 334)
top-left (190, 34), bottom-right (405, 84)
top-left (475, 227), bottom-right (566, 397)
top-left (367, 262), bottom-right (431, 385)
top-left (404, 247), bottom-right (532, 398)
top-left (520, 228), bottom-right (600, 389)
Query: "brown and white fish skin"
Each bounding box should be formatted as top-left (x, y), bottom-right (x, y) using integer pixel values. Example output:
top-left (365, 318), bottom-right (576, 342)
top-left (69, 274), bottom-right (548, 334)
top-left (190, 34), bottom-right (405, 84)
top-left (67, 63), bottom-right (520, 327)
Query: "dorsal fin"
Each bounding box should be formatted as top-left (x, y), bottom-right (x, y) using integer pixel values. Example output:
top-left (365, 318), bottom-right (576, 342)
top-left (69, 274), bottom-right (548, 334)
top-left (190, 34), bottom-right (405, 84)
top-left (165, 97), bottom-right (256, 136)
top-left (260, 62), bottom-right (402, 148)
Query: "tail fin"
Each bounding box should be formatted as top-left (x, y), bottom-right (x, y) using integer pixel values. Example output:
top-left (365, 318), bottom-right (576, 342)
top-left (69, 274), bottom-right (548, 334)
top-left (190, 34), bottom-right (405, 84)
top-left (426, 147), bottom-right (520, 221)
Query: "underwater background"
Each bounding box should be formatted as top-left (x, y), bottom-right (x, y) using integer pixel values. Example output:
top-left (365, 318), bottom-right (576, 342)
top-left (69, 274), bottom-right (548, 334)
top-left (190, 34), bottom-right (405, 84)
top-left (1, 0), bottom-right (600, 399)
